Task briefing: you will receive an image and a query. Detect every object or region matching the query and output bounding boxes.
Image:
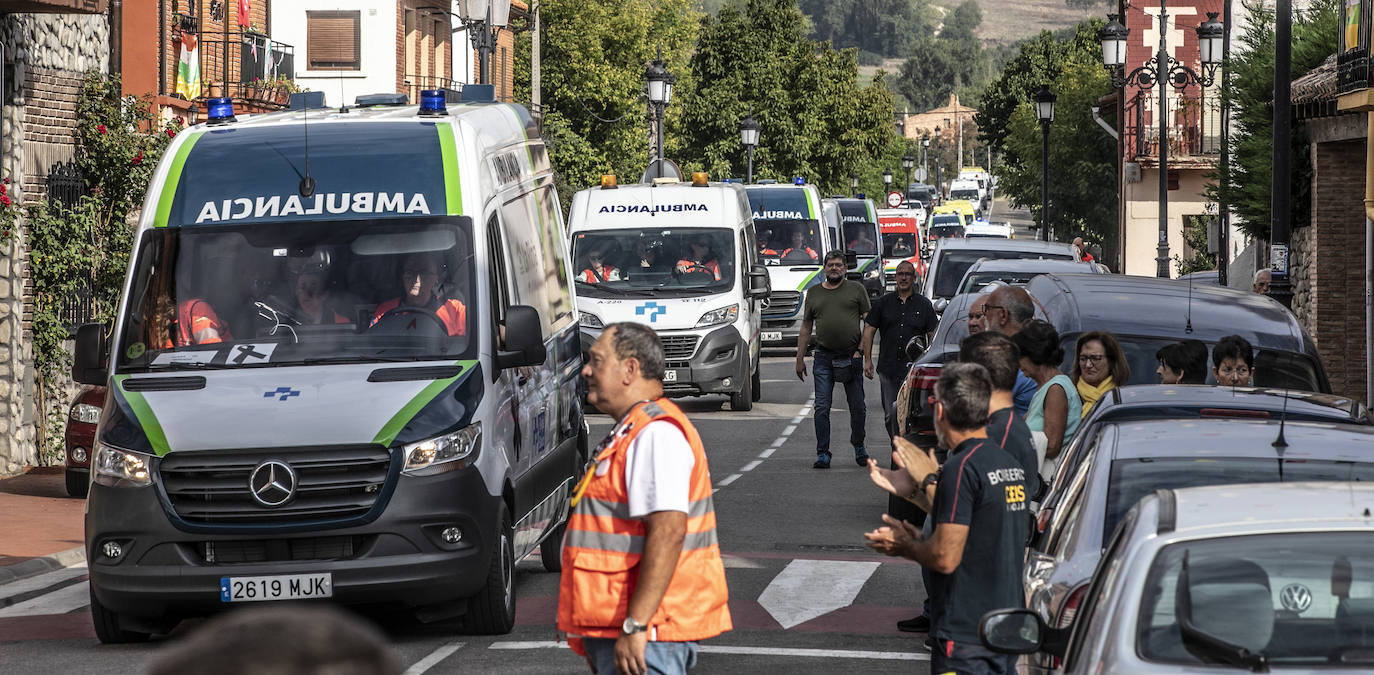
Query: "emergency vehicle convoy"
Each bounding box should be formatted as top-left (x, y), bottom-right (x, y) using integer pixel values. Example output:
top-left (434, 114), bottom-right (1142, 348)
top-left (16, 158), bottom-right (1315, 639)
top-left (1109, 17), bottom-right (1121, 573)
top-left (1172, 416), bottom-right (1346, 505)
top-left (831, 197), bottom-right (885, 299)
top-left (877, 208), bottom-right (926, 291)
top-left (566, 173), bottom-right (769, 411)
top-left (70, 91), bottom-right (584, 642)
top-left (745, 180), bottom-right (833, 348)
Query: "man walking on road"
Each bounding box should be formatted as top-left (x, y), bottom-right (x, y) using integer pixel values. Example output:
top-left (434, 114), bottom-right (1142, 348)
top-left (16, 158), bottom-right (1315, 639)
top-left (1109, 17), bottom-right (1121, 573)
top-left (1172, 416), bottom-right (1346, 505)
top-left (560, 323), bottom-right (732, 675)
top-left (797, 251), bottom-right (871, 469)
top-left (865, 363), bottom-right (1030, 674)
top-left (863, 260), bottom-right (938, 438)
top-left (984, 285), bottom-right (1039, 415)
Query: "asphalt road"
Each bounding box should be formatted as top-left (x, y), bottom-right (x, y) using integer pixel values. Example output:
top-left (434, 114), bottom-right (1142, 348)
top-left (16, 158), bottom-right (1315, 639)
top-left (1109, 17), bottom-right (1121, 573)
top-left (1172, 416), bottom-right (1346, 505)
top-left (0, 355), bottom-right (934, 674)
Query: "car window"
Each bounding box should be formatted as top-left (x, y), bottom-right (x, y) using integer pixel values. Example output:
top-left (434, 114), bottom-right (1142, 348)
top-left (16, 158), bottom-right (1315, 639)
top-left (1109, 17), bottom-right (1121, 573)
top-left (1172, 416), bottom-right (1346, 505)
top-left (1105, 458), bottom-right (1374, 543)
top-left (934, 250), bottom-right (1071, 300)
top-left (1137, 532), bottom-right (1374, 666)
top-left (1040, 426), bottom-right (1114, 555)
top-left (1056, 335), bottom-right (1324, 392)
top-left (1062, 503), bottom-right (1138, 672)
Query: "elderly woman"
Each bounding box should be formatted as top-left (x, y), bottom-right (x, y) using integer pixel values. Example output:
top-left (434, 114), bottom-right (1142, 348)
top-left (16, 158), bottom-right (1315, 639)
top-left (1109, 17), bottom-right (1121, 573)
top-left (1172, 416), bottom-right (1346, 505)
top-left (1212, 334), bottom-right (1255, 387)
top-left (1072, 331), bottom-right (1130, 416)
top-left (1013, 320), bottom-right (1082, 474)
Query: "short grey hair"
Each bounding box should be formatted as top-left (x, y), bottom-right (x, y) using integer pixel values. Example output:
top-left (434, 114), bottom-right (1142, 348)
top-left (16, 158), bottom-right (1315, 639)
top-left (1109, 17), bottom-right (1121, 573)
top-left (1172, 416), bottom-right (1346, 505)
top-left (934, 362), bottom-right (992, 431)
top-left (1254, 268), bottom-right (1271, 282)
top-left (992, 286), bottom-right (1035, 323)
top-left (606, 322), bottom-right (666, 381)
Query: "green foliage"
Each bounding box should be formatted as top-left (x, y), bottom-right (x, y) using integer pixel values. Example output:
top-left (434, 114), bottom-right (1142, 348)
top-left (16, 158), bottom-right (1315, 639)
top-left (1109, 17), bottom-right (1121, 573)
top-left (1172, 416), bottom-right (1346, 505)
top-left (0, 171), bottom-right (17, 245)
top-left (798, 0), bottom-right (936, 58)
top-left (976, 20), bottom-right (1104, 155)
top-left (998, 56), bottom-right (1116, 247)
top-left (1211, 0), bottom-right (1337, 240)
top-left (893, 0), bottom-right (1004, 116)
top-left (514, 0), bottom-right (699, 203)
top-left (941, 0), bottom-right (982, 42)
top-left (674, 0), bottom-right (899, 194)
top-left (1173, 215), bottom-right (1216, 276)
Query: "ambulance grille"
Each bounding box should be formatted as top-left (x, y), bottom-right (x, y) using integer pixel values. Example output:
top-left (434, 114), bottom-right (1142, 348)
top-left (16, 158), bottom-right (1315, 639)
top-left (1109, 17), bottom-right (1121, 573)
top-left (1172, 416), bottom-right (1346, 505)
top-left (763, 291), bottom-right (801, 318)
top-left (159, 446), bottom-right (392, 525)
top-left (660, 335), bottom-right (700, 361)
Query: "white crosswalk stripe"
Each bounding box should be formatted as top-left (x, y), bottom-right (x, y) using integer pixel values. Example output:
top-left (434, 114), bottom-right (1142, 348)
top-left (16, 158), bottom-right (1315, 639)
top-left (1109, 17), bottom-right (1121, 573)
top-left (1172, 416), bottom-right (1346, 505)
top-left (0, 579), bottom-right (90, 618)
top-left (0, 564), bottom-right (87, 606)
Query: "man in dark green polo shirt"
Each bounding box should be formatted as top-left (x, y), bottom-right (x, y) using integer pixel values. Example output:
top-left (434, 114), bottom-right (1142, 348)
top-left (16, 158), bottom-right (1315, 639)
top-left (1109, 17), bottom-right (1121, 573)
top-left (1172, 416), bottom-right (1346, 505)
top-left (795, 250), bottom-right (871, 469)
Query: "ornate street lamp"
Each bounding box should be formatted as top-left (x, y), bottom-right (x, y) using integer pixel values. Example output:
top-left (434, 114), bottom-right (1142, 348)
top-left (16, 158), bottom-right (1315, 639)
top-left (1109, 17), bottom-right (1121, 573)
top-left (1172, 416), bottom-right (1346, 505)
top-left (1034, 85), bottom-right (1056, 242)
top-left (901, 154), bottom-right (915, 195)
top-left (882, 168), bottom-right (893, 195)
top-left (933, 126), bottom-right (943, 201)
top-left (921, 133), bottom-right (930, 187)
top-left (849, 172), bottom-right (859, 198)
top-left (1100, 8), bottom-right (1223, 277)
top-left (739, 108), bottom-right (761, 184)
top-left (448, 0), bottom-right (511, 86)
top-left (644, 47), bottom-right (675, 179)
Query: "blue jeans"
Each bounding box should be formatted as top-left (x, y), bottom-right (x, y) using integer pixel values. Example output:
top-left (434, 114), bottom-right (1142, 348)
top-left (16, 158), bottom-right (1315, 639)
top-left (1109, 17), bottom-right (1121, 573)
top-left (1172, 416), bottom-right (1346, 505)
top-left (812, 349), bottom-right (866, 457)
top-left (582, 638), bottom-right (698, 675)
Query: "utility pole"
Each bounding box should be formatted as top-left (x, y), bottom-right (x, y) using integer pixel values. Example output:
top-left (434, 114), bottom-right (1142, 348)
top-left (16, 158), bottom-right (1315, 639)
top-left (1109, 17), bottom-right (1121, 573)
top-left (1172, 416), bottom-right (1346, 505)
top-left (1217, 0), bottom-right (1231, 286)
top-left (1269, 0), bottom-right (1293, 307)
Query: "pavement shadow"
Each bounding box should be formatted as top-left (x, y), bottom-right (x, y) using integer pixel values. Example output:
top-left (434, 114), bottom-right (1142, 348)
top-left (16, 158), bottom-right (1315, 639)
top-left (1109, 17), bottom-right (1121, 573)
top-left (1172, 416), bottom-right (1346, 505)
top-left (0, 467), bottom-right (70, 499)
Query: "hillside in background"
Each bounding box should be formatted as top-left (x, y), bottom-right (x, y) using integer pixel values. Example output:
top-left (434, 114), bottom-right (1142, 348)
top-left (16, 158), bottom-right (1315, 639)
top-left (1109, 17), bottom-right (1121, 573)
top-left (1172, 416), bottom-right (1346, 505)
top-left (942, 0), bottom-right (1106, 44)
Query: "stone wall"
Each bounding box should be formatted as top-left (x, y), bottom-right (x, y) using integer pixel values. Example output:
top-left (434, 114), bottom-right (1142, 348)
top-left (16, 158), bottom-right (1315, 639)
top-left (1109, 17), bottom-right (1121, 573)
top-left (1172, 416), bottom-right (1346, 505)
top-left (0, 11), bottom-right (108, 475)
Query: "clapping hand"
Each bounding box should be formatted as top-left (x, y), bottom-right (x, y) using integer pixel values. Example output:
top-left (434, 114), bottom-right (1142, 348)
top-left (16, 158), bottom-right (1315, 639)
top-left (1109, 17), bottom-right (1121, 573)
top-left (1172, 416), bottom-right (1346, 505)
top-left (863, 514), bottom-right (922, 559)
top-left (893, 436), bottom-right (939, 484)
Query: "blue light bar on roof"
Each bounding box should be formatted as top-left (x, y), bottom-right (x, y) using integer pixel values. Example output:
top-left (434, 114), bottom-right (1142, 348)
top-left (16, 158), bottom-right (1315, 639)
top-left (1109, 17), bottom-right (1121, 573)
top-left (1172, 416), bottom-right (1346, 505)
top-left (206, 97), bottom-right (236, 125)
top-left (419, 89), bottom-right (448, 116)
top-left (793, 176), bottom-right (805, 185)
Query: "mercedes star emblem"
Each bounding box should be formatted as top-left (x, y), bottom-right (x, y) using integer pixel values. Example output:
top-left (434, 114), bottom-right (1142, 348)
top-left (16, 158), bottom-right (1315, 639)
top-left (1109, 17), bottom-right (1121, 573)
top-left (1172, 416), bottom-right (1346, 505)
top-left (249, 460), bottom-right (297, 507)
top-left (1279, 583), bottom-right (1313, 613)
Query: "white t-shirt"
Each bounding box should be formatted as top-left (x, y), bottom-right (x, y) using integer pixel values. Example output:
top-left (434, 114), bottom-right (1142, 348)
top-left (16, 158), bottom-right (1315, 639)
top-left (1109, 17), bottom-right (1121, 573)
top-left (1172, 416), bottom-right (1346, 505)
top-left (624, 420), bottom-right (697, 518)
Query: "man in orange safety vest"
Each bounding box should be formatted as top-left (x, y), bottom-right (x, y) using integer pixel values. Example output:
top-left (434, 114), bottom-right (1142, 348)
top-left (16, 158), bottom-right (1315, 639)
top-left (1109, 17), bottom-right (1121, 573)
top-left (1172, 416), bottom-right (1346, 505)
top-left (558, 322), bottom-right (731, 675)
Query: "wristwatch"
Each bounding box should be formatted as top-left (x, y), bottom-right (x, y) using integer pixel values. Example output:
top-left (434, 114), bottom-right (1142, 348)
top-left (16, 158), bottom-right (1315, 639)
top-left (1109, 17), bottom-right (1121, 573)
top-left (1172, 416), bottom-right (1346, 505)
top-left (622, 617), bottom-right (649, 636)
top-left (920, 472), bottom-right (940, 491)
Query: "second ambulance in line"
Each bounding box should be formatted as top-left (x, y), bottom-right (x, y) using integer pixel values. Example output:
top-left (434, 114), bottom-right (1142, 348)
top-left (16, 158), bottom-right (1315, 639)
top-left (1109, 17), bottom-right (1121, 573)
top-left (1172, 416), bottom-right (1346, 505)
top-left (744, 179), bottom-right (833, 348)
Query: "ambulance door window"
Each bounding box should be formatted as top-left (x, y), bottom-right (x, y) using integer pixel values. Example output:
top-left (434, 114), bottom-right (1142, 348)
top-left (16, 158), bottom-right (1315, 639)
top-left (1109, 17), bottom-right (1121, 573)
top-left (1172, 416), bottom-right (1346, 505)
top-left (486, 212), bottom-right (510, 381)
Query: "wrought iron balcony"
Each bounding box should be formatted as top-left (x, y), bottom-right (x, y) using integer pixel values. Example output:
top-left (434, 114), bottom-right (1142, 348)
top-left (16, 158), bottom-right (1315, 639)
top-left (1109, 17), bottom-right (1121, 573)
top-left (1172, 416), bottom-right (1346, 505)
top-left (1123, 91), bottom-right (1222, 164)
top-left (187, 32), bottom-right (296, 108)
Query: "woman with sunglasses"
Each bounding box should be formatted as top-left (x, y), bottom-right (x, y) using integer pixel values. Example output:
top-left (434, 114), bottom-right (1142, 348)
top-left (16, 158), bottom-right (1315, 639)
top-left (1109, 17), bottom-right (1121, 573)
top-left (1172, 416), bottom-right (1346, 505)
top-left (1071, 331), bottom-right (1130, 416)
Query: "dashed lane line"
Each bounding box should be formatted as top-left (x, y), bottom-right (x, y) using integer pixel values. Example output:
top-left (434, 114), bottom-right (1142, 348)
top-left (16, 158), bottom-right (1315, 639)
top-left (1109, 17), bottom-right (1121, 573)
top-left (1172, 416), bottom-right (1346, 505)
top-left (487, 641), bottom-right (928, 661)
top-left (403, 641), bottom-right (467, 675)
top-left (716, 474), bottom-right (742, 487)
top-left (715, 395), bottom-right (814, 490)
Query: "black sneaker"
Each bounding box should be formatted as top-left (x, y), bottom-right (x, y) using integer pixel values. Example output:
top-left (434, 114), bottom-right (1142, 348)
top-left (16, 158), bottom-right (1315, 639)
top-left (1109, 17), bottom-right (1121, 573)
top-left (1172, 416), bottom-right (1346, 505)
top-left (897, 615), bottom-right (931, 633)
top-left (812, 454), bottom-right (831, 469)
top-left (924, 635), bottom-right (937, 652)
top-left (855, 453), bottom-right (871, 467)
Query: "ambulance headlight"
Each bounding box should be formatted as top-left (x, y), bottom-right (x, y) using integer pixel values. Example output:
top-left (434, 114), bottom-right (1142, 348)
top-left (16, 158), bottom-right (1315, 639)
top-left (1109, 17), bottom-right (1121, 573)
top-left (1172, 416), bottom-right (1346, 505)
top-left (580, 312), bottom-right (603, 329)
top-left (92, 443), bottom-right (153, 488)
top-left (865, 267), bottom-right (881, 280)
top-left (403, 424), bottom-right (481, 476)
top-left (695, 304), bottom-right (738, 329)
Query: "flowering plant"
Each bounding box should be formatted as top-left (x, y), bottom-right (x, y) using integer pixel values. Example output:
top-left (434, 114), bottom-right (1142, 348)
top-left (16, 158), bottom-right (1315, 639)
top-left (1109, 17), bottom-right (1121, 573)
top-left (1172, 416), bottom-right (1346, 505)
top-left (0, 171), bottom-right (17, 247)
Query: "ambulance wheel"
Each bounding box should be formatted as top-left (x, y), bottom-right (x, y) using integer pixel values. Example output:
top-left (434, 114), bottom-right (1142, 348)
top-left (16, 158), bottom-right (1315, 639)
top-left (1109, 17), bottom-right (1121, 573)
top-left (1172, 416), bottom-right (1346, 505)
top-left (467, 505), bottom-right (516, 635)
top-left (89, 586), bottom-right (150, 644)
top-left (540, 518), bottom-right (566, 573)
top-left (730, 368), bottom-right (754, 411)
top-left (751, 364), bottom-right (762, 402)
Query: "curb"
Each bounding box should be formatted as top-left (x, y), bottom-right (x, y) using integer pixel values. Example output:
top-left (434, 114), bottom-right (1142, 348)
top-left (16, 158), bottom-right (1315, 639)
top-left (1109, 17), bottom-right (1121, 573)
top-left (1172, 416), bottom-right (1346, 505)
top-left (0, 547), bottom-right (86, 586)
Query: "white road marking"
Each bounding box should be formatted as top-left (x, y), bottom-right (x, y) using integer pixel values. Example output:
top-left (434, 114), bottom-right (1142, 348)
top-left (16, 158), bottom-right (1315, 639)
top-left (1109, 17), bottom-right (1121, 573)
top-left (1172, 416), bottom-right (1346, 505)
top-left (781, 424), bottom-right (797, 436)
top-left (0, 564), bottom-right (87, 605)
top-left (770, 436), bottom-right (787, 448)
top-left (0, 580), bottom-right (90, 617)
top-left (716, 474), bottom-right (741, 487)
top-left (757, 448), bottom-right (776, 459)
top-left (486, 641), bottom-right (927, 661)
top-left (721, 556), bottom-right (766, 569)
top-left (757, 559), bottom-right (881, 629)
top-left (739, 460), bottom-right (761, 472)
top-left (403, 641), bottom-right (466, 674)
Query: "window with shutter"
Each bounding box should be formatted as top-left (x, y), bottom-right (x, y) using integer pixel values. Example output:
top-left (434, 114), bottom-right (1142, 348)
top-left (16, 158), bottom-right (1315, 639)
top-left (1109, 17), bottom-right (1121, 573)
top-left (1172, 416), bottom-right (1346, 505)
top-left (307, 11), bottom-right (361, 71)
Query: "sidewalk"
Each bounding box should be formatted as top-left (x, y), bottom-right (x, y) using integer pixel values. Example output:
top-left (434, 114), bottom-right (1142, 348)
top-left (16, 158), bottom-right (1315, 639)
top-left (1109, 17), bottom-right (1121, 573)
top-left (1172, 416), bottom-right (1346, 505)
top-left (0, 467), bottom-right (86, 583)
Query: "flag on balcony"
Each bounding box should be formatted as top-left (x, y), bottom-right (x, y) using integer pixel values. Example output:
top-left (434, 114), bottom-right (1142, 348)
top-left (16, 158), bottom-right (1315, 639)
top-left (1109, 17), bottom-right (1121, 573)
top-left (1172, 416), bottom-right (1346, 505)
top-left (238, 0), bottom-right (251, 27)
top-left (175, 34), bottom-right (201, 100)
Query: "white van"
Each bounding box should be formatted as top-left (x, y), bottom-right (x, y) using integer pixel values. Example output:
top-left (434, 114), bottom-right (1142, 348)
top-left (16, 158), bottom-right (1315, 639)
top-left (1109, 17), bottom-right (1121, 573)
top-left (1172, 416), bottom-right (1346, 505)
top-left (949, 178), bottom-right (984, 217)
top-left (745, 181), bottom-right (833, 347)
top-left (72, 91), bottom-right (582, 641)
top-left (832, 197), bottom-right (885, 298)
top-left (567, 174), bottom-right (769, 410)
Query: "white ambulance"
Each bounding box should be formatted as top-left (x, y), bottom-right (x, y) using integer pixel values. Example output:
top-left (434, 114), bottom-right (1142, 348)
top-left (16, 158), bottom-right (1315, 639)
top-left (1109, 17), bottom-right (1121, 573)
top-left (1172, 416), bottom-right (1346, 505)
top-left (567, 174), bottom-right (769, 410)
top-left (745, 180), bottom-right (833, 348)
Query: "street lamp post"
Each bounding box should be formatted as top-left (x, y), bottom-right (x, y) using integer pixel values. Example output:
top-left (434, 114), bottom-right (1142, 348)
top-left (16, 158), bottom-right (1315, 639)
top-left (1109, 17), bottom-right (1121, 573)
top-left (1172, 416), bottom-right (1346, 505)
top-left (739, 108), bottom-right (761, 184)
top-left (849, 173), bottom-right (859, 198)
top-left (1034, 86), bottom-right (1056, 242)
top-left (933, 126), bottom-right (943, 202)
top-left (438, 0), bottom-right (511, 86)
top-left (901, 154), bottom-right (915, 196)
top-left (1099, 9), bottom-right (1223, 277)
top-left (644, 47), bottom-right (675, 179)
top-left (882, 168), bottom-right (893, 196)
top-left (921, 134), bottom-right (930, 184)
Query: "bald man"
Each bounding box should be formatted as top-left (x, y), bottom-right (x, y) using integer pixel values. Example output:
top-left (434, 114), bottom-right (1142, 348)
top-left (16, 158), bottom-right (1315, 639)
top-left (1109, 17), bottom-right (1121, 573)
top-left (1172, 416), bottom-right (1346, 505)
top-left (985, 285), bottom-right (1040, 416)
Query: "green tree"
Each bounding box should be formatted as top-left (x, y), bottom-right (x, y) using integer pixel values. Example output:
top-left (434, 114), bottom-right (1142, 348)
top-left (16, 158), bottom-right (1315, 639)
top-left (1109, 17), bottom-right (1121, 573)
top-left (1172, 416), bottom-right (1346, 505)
top-left (514, 0), bottom-right (699, 203)
top-left (940, 0), bottom-right (982, 43)
top-left (893, 0), bottom-right (989, 115)
top-left (675, 0), bottom-right (898, 194)
top-left (976, 20), bottom-right (1104, 155)
top-left (1211, 0), bottom-right (1337, 239)
top-left (997, 57), bottom-right (1117, 247)
top-left (798, 0), bottom-right (935, 59)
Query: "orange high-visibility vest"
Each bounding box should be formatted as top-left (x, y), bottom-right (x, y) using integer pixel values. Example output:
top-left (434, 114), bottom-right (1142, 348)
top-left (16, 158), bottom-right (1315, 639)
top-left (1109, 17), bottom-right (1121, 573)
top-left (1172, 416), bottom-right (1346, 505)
top-left (557, 398), bottom-right (731, 645)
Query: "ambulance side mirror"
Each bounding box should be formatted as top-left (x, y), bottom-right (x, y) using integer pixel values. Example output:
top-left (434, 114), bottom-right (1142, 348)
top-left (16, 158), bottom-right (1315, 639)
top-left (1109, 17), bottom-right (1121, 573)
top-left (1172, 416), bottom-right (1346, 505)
top-left (72, 323), bottom-right (108, 385)
top-left (498, 305), bottom-right (548, 369)
top-left (747, 265), bottom-right (770, 300)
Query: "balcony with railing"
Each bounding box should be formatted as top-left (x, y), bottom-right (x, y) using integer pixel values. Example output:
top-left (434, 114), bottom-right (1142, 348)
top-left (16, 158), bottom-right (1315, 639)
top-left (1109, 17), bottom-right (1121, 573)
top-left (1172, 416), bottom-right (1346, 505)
top-left (1123, 91), bottom-right (1222, 167)
top-left (175, 27), bottom-right (296, 111)
top-left (1337, 0), bottom-right (1371, 94)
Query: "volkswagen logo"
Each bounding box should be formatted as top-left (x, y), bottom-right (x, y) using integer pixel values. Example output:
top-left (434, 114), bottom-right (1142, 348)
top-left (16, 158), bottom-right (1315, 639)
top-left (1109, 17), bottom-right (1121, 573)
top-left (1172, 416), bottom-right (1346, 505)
top-left (249, 460), bottom-right (297, 507)
top-left (1280, 583), bottom-right (1313, 614)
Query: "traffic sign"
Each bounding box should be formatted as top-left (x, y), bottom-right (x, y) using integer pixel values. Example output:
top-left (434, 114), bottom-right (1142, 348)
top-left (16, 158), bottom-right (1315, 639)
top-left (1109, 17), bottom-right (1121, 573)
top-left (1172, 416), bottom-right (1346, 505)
top-left (886, 191), bottom-right (903, 208)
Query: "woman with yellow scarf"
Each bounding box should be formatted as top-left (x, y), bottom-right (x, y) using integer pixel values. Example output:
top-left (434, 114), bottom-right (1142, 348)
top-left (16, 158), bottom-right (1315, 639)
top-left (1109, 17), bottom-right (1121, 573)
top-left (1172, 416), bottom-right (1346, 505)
top-left (1072, 331), bottom-right (1130, 416)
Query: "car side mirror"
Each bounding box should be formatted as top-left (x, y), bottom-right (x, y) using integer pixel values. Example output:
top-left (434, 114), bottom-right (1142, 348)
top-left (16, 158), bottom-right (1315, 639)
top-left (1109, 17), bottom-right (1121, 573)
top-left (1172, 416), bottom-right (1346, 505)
top-left (980, 609), bottom-right (1047, 655)
top-left (905, 335), bottom-right (927, 362)
top-left (933, 298), bottom-right (949, 312)
top-left (72, 323), bottom-right (108, 385)
top-left (747, 265), bottom-right (771, 299)
top-left (498, 305), bottom-right (547, 369)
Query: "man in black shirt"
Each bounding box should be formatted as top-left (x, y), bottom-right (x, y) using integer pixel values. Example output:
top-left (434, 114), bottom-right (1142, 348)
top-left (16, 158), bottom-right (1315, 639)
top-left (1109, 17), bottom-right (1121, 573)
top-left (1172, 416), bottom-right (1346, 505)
top-left (862, 260), bottom-right (938, 439)
top-left (865, 363), bottom-right (1029, 675)
top-left (960, 332), bottom-right (1039, 498)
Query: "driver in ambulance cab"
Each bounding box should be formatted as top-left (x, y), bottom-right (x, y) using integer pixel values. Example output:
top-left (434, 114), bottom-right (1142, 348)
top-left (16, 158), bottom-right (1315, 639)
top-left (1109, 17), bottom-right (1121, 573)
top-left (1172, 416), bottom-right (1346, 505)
top-left (580, 248), bottom-right (622, 283)
top-left (674, 236), bottom-right (722, 280)
top-left (781, 229), bottom-right (818, 262)
top-left (370, 252), bottom-right (466, 336)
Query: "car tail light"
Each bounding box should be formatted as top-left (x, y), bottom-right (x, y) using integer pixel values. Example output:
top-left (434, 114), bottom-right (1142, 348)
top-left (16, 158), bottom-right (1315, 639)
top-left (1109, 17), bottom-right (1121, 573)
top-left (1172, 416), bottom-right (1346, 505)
top-left (1036, 508), bottom-right (1053, 534)
top-left (1057, 584), bottom-right (1088, 629)
top-left (1198, 408), bottom-right (1270, 419)
top-left (912, 365), bottom-right (942, 392)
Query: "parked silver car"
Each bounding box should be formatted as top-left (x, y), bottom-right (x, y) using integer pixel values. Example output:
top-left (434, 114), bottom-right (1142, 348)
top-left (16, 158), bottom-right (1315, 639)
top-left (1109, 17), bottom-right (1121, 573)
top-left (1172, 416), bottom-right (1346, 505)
top-left (982, 482), bottom-right (1374, 673)
top-left (1023, 417), bottom-right (1374, 674)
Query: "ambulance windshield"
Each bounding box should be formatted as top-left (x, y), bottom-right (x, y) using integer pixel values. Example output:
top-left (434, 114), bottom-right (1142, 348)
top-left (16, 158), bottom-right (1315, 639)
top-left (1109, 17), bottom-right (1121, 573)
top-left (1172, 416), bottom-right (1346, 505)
top-left (114, 216), bottom-right (478, 372)
top-left (570, 227), bottom-right (735, 298)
